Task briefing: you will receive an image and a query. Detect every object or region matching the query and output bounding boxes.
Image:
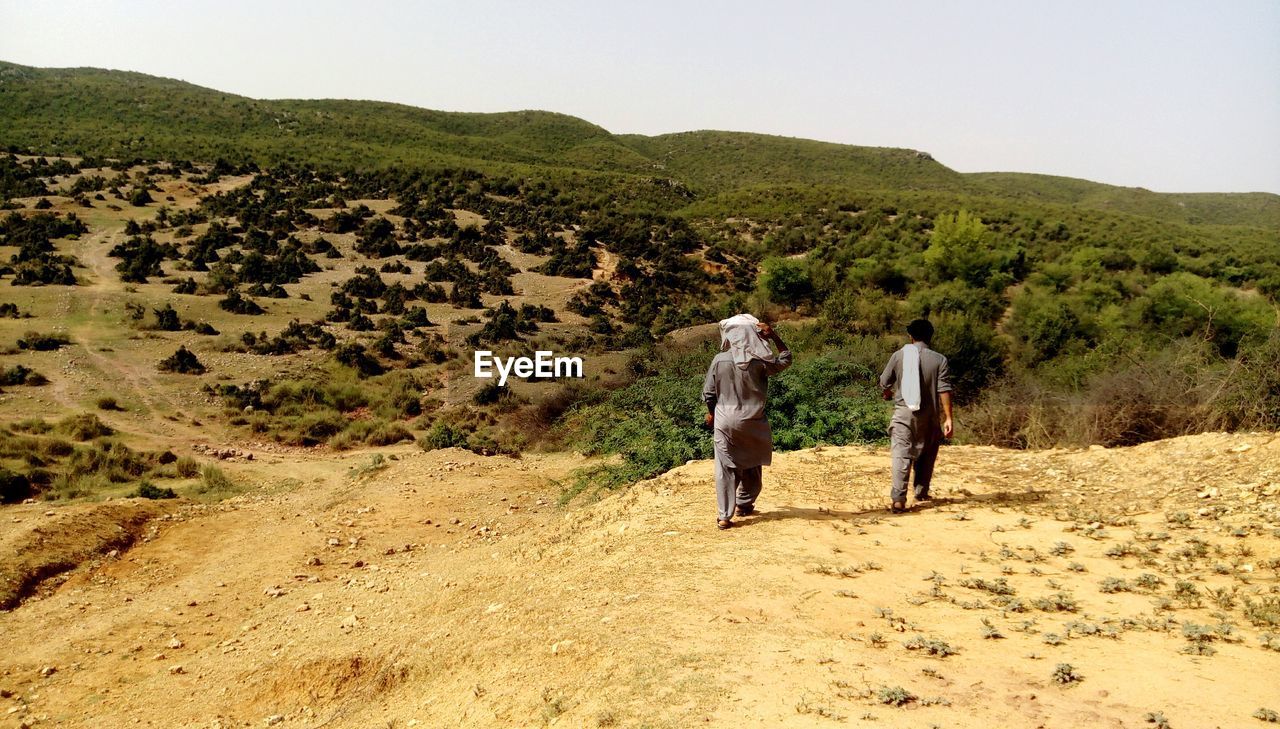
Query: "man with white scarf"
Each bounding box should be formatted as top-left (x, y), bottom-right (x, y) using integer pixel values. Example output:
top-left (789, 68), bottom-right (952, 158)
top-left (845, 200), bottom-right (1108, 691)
top-left (879, 318), bottom-right (954, 513)
top-left (702, 314), bottom-right (792, 530)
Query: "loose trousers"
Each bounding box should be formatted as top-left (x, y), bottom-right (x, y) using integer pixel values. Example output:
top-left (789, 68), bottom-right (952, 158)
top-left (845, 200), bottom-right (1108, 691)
top-left (889, 407), bottom-right (942, 503)
top-left (715, 461), bottom-right (762, 521)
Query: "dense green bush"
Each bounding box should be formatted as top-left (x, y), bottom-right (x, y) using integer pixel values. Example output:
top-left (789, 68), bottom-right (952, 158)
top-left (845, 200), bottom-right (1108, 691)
top-left (766, 356), bottom-right (887, 449)
top-left (419, 421), bottom-right (471, 451)
top-left (1005, 289), bottom-right (1094, 366)
top-left (55, 413), bottom-right (114, 441)
top-left (0, 365), bottom-right (48, 386)
top-left (158, 346), bottom-right (206, 374)
top-left (134, 481), bottom-right (177, 499)
top-left (17, 331), bottom-right (71, 351)
top-left (1132, 272), bottom-right (1275, 357)
top-left (213, 365), bottom-right (421, 446)
top-left (928, 314), bottom-right (1006, 403)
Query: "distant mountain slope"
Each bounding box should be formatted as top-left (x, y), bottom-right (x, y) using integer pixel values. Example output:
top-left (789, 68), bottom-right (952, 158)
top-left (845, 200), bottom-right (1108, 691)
top-left (618, 130), bottom-right (963, 191)
top-left (1, 61), bottom-right (1276, 228)
top-left (0, 61), bottom-right (631, 172)
top-left (968, 172), bottom-right (1280, 229)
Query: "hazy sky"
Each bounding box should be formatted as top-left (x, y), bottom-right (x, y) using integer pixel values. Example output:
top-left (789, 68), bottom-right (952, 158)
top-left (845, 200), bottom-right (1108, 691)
top-left (3, 0), bottom-right (1278, 193)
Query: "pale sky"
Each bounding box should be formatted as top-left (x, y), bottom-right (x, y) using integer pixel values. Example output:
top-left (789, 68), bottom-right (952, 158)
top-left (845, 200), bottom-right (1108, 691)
top-left (3, 0), bottom-right (1278, 194)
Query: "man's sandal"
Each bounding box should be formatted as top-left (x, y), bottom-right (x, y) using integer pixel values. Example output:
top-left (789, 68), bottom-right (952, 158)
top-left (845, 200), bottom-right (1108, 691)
top-left (735, 505), bottom-right (754, 517)
top-left (717, 519), bottom-right (732, 530)
top-left (889, 502), bottom-right (906, 514)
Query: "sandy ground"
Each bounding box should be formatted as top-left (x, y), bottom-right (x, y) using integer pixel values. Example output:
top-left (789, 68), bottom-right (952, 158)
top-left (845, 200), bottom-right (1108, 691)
top-left (1, 432), bottom-right (1278, 728)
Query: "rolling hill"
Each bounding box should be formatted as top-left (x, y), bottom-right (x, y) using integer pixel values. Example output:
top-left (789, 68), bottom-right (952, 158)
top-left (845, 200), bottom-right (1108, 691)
top-left (2, 60), bottom-right (1277, 228)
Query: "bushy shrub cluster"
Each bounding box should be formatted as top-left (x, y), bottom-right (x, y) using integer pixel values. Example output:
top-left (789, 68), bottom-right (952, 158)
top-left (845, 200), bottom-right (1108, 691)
top-left (211, 367), bottom-right (421, 447)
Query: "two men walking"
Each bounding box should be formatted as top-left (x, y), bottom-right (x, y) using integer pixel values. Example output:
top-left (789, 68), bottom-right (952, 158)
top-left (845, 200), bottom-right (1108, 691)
top-left (703, 315), bottom-right (953, 527)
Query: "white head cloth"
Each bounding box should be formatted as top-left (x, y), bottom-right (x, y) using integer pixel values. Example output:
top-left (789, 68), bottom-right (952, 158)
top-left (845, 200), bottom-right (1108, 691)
top-left (718, 313), bottom-right (774, 370)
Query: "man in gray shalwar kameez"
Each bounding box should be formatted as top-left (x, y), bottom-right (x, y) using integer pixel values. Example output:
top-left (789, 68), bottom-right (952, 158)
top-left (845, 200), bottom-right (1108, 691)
top-left (879, 319), bottom-right (954, 513)
top-left (703, 314), bottom-right (792, 529)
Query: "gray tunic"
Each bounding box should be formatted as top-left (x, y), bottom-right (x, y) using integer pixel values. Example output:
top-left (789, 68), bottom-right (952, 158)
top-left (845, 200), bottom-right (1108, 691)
top-left (880, 344), bottom-right (953, 457)
top-left (702, 350), bottom-right (793, 469)
top-left (879, 344), bottom-right (953, 417)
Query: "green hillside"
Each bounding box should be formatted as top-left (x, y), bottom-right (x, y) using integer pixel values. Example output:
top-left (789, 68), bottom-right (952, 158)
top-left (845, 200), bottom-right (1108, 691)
top-left (617, 131), bottom-right (963, 191)
top-left (969, 172), bottom-right (1280, 228)
top-left (1, 60), bottom-right (1277, 228)
top-left (0, 62), bottom-right (632, 172)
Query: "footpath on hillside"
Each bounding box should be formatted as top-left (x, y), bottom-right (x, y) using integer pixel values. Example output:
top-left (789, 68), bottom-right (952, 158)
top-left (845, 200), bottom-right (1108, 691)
top-left (1, 432), bottom-right (1278, 728)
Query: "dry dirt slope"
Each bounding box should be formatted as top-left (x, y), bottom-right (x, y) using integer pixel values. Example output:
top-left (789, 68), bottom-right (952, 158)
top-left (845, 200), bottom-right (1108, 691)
top-left (1, 432), bottom-right (1279, 728)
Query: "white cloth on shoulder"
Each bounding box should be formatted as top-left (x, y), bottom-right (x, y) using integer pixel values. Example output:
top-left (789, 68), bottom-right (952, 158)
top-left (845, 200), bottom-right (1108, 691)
top-left (900, 342), bottom-right (923, 412)
top-left (719, 313), bottom-right (775, 370)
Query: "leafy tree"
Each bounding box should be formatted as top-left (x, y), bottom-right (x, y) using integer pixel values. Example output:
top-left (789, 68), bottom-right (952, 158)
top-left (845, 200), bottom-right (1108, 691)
top-left (1132, 272), bottom-right (1276, 357)
top-left (761, 256), bottom-right (814, 310)
top-left (923, 210), bottom-right (995, 284)
top-left (929, 314), bottom-right (1007, 402)
top-left (1006, 289), bottom-right (1093, 366)
top-left (822, 287), bottom-right (900, 335)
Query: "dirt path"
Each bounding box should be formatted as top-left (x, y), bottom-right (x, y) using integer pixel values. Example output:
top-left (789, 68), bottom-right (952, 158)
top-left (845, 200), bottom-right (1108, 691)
top-left (1, 433), bottom-right (1277, 728)
top-left (38, 227), bottom-right (215, 447)
top-left (72, 230), bottom-right (181, 417)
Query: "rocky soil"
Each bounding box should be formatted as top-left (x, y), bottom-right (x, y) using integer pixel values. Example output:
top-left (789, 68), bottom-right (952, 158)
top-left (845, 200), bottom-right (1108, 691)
top-left (1, 432), bottom-right (1278, 728)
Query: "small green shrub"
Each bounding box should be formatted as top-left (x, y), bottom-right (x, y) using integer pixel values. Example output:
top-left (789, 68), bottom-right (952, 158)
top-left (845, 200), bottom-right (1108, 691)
top-left (17, 331), bottom-right (71, 351)
top-left (1134, 573), bottom-right (1164, 590)
top-left (1173, 581), bottom-right (1202, 608)
top-left (1052, 663), bottom-right (1082, 684)
top-left (876, 685), bottom-right (916, 707)
top-left (48, 473), bottom-right (108, 500)
top-left (960, 577), bottom-right (1016, 595)
top-left (64, 439), bottom-right (148, 481)
top-left (55, 413), bottom-right (114, 441)
top-left (1033, 592), bottom-right (1080, 613)
top-left (158, 346), bottom-right (206, 374)
top-left (133, 481), bottom-right (177, 499)
top-left (1243, 597), bottom-right (1280, 628)
top-left (419, 421), bottom-right (469, 450)
top-left (197, 465), bottom-right (236, 496)
top-left (1104, 541), bottom-right (1140, 558)
top-left (903, 635), bottom-right (957, 657)
top-left (174, 456), bottom-right (200, 478)
top-left (1099, 577), bottom-right (1131, 593)
top-left (1179, 621), bottom-right (1238, 656)
top-left (0, 365), bottom-right (48, 386)
top-left (96, 396), bottom-right (123, 411)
